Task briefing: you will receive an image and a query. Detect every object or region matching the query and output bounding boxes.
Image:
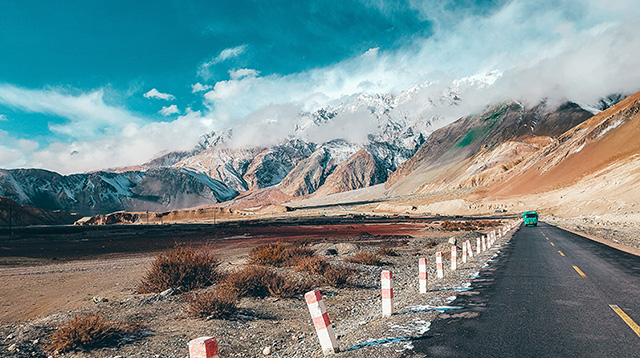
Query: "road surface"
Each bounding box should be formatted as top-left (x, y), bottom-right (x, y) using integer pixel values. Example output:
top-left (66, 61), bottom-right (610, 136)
top-left (406, 222), bottom-right (640, 357)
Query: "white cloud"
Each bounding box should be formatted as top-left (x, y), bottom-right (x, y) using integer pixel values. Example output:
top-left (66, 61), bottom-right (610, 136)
top-left (215, 45), bottom-right (247, 63)
top-left (0, 130), bottom-right (38, 168)
top-left (0, 85), bottom-right (218, 173)
top-left (22, 110), bottom-right (218, 174)
top-left (0, 114), bottom-right (7, 121)
top-left (0, 146), bottom-right (25, 167)
top-left (304, 107), bottom-right (379, 144)
top-left (18, 139), bottom-right (39, 152)
top-left (0, 84), bottom-right (146, 138)
top-left (143, 88), bottom-right (175, 100)
top-left (159, 104), bottom-right (180, 116)
top-left (191, 83), bottom-right (212, 93)
top-left (198, 45), bottom-right (248, 79)
top-left (229, 68), bottom-right (259, 80)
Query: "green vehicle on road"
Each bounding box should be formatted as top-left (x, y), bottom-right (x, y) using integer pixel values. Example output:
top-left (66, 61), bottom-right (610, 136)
top-left (523, 211), bottom-right (538, 226)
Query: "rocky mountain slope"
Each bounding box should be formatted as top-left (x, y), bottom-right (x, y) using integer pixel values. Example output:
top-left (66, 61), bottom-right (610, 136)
top-left (385, 100), bottom-right (593, 196)
top-left (0, 76), bottom-right (475, 215)
top-left (488, 90), bottom-right (640, 198)
top-left (5, 70), bottom-right (630, 218)
top-left (358, 90), bottom-right (638, 227)
top-left (0, 168), bottom-right (235, 216)
top-left (0, 196), bottom-right (78, 226)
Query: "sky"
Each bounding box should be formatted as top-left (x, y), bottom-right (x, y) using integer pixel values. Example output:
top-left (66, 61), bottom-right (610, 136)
top-left (0, 0), bottom-right (639, 174)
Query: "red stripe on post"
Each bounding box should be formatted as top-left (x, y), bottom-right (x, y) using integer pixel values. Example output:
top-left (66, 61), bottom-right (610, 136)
top-left (312, 313), bottom-right (332, 330)
top-left (382, 289), bottom-right (393, 299)
top-left (419, 272), bottom-right (427, 279)
top-left (381, 271), bottom-right (392, 279)
top-left (305, 290), bottom-right (322, 304)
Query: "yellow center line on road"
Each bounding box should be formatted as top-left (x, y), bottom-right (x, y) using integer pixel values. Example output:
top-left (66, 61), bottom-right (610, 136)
top-left (610, 305), bottom-right (640, 338)
top-left (550, 242), bottom-right (555, 246)
top-left (573, 265), bottom-right (587, 278)
top-left (558, 251), bottom-right (565, 257)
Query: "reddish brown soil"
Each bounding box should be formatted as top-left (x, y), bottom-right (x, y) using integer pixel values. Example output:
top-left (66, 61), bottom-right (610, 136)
top-left (0, 216), bottom-right (432, 323)
top-left (1, 219), bottom-right (426, 263)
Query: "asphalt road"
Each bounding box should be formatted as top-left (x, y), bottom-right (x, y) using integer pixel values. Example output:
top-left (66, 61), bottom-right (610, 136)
top-left (405, 222), bottom-right (640, 357)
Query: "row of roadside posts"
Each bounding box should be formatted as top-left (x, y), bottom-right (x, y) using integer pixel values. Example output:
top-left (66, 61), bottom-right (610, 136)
top-left (188, 220), bottom-right (523, 357)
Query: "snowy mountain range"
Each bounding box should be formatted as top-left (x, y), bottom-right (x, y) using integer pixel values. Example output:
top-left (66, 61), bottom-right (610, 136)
top-left (0, 71), bottom-right (616, 217)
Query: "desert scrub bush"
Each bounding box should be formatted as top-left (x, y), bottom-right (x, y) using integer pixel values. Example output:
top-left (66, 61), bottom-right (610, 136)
top-left (46, 314), bottom-right (144, 353)
top-left (441, 220), bottom-right (501, 231)
top-left (294, 256), bottom-right (329, 275)
top-left (265, 273), bottom-right (312, 298)
top-left (322, 265), bottom-right (355, 288)
top-left (137, 246), bottom-right (221, 293)
top-left (344, 251), bottom-right (383, 266)
top-left (249, 242), bottom-right (288, 266)
top-left (223, 265), bottom-right (272, 298)
top-left (223, 265), bottom-right (308, 299)
top-left (285, 246), bottom-right (315, 265)
top-left (249, 241), bottom-right (315, 267)
top-left (186, 287), bottom-right (238, 319)
top-left (376, 247), bottom-right (398, 256)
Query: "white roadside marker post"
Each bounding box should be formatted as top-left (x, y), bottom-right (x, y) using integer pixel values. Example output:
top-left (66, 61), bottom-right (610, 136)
top-left (467, 240), bottom-right (474, 258)
top-left (305, 290), bottom-right (339, 355)
top-left (436, 252), bottom-right (444, 279)
top-left (462, 242), bottom-right (467, 264)
top-left (381, 270), bottom-right (393, 317)
top-left (419, 258), bottom-right (428, 294)
top-left (188, 337), bottom-right (219, 358)
top-left (482, 236), bottom-right (487, 251)
top-left (451, 246), bottom-right (457, 270)
top-left (476, 237), bottom-right (481, 254)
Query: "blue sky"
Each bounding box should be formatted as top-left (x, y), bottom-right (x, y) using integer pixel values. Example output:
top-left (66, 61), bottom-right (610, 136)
top-left (0, 0), bottom-right (639, 173)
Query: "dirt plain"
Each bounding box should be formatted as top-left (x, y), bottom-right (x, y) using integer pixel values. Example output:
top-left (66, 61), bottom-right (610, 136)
top-left (0, 213), bottom-right (518, 357)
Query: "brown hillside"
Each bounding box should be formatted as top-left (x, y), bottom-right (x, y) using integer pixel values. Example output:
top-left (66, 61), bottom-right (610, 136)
top-left (386, 101), bottom-right (592, 196)
top-left (313, 149), bottom-right (387, 196)
top-left (489, 90), bottom-right (640, 197)
top-left (0, 197), bottom-right (78, 227)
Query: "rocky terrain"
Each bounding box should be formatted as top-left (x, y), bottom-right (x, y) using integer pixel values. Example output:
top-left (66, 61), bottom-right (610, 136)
top-left (0, 217), bottom-right (519, 357)
top-left (0, 168), bottom-right (235, 217)
top-left (0, 197), bottom-right (78, 227)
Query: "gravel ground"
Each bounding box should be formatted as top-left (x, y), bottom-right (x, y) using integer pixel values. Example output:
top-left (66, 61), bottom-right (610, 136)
top-left (0, 221), bottom-right (518, 358)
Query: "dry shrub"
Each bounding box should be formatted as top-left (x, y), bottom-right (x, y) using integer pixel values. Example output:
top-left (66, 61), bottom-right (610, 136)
top-left (294, 256), bottom-right (329, 275)
top-left (376, 247), bottom-right (398, 256)
top-left (265, 273), bottom-right (311, 299)
top-left (46, 314), bottom-right (144, 353)
top-left (223, 265), bottom-right (307, 299)
top-left (344, 251), bottom-right (383, 266)
top-left (187, 287), bottom-right (238, 319)
top-left (292, 237), bottom-right (313, 247)
top-left (137, 246), bottom-right (221, 293)
top-left (248, 242), bottom-right (288, 266)
top-left (323, 266), bottom-right (354, 288)
top-left (223, 265), bottom-right (272, 298)
top-left (249, 242), bottom-right (315, 267)
top-left (285, 246), bottom-right (315, 265)
top-left (441, 220), bottom-right (501, 231)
